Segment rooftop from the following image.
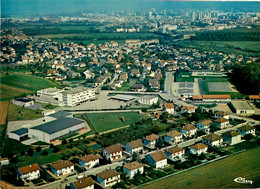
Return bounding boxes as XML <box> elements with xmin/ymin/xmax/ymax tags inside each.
<box><xmin>127</xmin><ymin>139</ymin><xmax>143</xmax><ymax>149</ymax></box>
<box><xmin>18</xmin><ymin>163</ymin><xmax>40</xmax><ymax>175</ymax></box>
<box><xmin>223</xmin><ymin>130</ymin><xmax>241</xmax><ymax>137</ymax></box>
<box><xmin>62</xmin><ymin>87</ymin><xmax>92</xmax><ymax>94</ymax></box>
<box><xmin>47</xmin><ymin>111</ymin><xmax>72</xmax><ymax>119</ymax></box>
<box><xmin>231</xmin><ymin>101</ymin><xmax>254</xmax><ymax>111</ymax></box>
<box><xmin>10</xmin><ymin>128</ymin><xmax>28</xmax><ymax>136</ymax></box>
<box><xmin>109</xmin><ymin>95</ymin><xmax>136</xmax><ymax>102</ymax></box>
<box><xmin>105</xmin><ymin>144</ymin><xmax>122</xmax><ymax>154</ymax></box>
<box><xmin>97</xmin><ymin>170</ymin><xmax>120</xmax><ymax>180</ymax></box>
<box><xmin>183</xmin><ymin>124</ymin><xmax>197</xmax><ymax>131</ymax></box>
<box><xmin>79</xmin><ymin>154</ymin><xmax>99</xmax><ymax>163</ymax></box>
<box><xmin>123</xmin><ymin>161</ymin><xmax>143</xmax><ymax>171</ymax></box>
<box><xmin>202</xmin><ymin>95</ymin><xmax>231</xmax><ymax>99</ymax></box>
<box><xmin>144</xmin><ymin>134</ymin><xmax>159</xmax><ymax>142</ymax></box>
<box><xmin>165</xmin><ymin>130</ymin><xmax>182</xmax><ymax>138</ymax></box>
<box><xmin>72</xmin><ymin>177</ymin><xmax>94</xmax><ymax>189</ymax></box>
<box><xmin>203</xmin><ymin>133</ymin><xmax>223</xmax><ymax>142</ymax></box>
<box><xmin>238</xmin><ymin>125</ymin><xmax>255</xmax><ymax>131</ymax></box>
<box><xmin>13</xmin><ymin>98</ymin><xmax>33</xmax><ymax>103</ymax></box>
<box><xmin>163</xmin><ymin>103</ymin><xmax>174</xmax><ymax>109</ymax></box>
<box><xmin>149</xmin><ymin>151</ymin><xmax>167</xmax><ymax>162</ymax></box>
<box><xmin>51</xmin><ymin>160</ymin><xmax>73</xmax><ymax>170</ymax></box>
<box><xmin>165</xmin><ymin>146</ymin><xmax>184</xmax><ymax>154</ymax></box>
<box><xmin>189</xmin><ymin>143</ymin><xmax>208</xmax><ymax>150</ymax></box>
<box><xmin>215</xmin><ymin>118</ymin><xmax>229</xmax><ymax>123</ymax></box>
<box><xmin>139</xmin><ymin>95</ymin><xmax>158</xmax><ymax>100</ymax></box>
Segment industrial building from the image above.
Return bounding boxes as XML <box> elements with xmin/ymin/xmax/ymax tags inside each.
<box><xmin>8</xmin><ymin>128</ymin><xmax>28</xmax><ymax>141</ymax></box>
<box><xmin>230</xmin><ymin>101</ymin><xmax>255</xmax><ymax>115</ymax></box>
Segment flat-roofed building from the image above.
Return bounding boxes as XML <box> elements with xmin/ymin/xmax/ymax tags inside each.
<box><xmin>8</xmin><ymin>128</ymin><xmax>28</xmax><ymax>141</ymax></box>
<box><xmin>230</xmin><ymin>101</ymin><xmax>255</xmax><ymax>115</ymax></box>
<box><xmin>12</xmin><ymin>98</ymin><xmax>34</xmax><ymax>107</ymax></box>
<box><xmin>138</xmin><ymin>96</ymin><xmax>158</xmax><ymax>105</ymax></box>
<box><xmin>37</xmin><ymin>87</ymin><xmax>64</xmax><ymax>98</ymax></box>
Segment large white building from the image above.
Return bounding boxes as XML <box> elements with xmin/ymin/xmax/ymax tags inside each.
<box><xmin>138</xmin><ymin>96</ymin><xmax>158</xmax><ymax>105</ymax></box>
<box><xmin>58</xmin><ymin>87</ymin><xmax>95</xmax><ymax>107</ymax></box>
<box><xmin>37</xmin><ymin>87</ymin><xmax>64</xmax><ymax>98</ymax></box>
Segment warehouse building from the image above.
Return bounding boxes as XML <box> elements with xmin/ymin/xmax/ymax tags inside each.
<box><xmin>230</xmin><ymin>101</ymin><xmax>255</xmax><ymax>115</ymax></box>
<box><xmin>8</xmin><ymin>128</ymin><xmax>28</xmax><ymax>141</ymax></box>
<box><xmin>12</xmin><ymin>98</ymin><xmax>34</xmax><ymax>107</ymax></box>
<box><xmin>28</xmin><ymin>117</ymin><xmax>86</xmax><ymax>143</ymax></box>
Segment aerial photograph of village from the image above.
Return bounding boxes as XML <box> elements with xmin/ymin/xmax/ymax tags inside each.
<box><xmin>0</xmin><ymin>0</ymin><xmax>259</xmax><ymax>188</ymax></box>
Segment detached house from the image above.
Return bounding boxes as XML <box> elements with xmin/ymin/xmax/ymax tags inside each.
<box><xmin>189</xmin><ymin>143</ymin><xmax>208</xmax><ymax>155</ymax></box>
<box><xmin>214</xmin><ymin>111</ymin><xmax>229</xmax><ymax>120</ymax></box>
<box><xmin>17</xmin><ymin>163</ymin><xmax>40</xmax><ymax>180</ymax></box>
<box><xmin>223</xmin><ymin>131</ymin><xmax>242</xmax><ymax>145</ymax></box>
<box><xmin>125</xmin><ymin>139</ymin><xmax>143</xmax><ymax>154</ymax></box>
<box><xmin>162</xmin><ymin>103</ymin><xmax>175</xmax><ymax>114</ymax></box>
<box><xmin>51</xmin><ymin>160</ymin><xmax>74</xmax><ymax>176</ymax></box>
<box><xmin>70</xmin><ymin>177</ymin><xmax>94</xmax><ymax>189</ymax></box>
<box><xmin>196</xmin><ymin>120</ymin><xmax>212</xmax><ymax>133</ymax></box>
<box><xmin>79</xmin><ymin>154</ymin><xmax>100</xmax><ymax>170</ymax></box>
<box><xmin>214</xmin><ymin>118</ymin><xmax>229</xmax><ymax>129</ymax></box>
<box><xmin>163</xmin><ymin>130</ymin><xmax>182</xmax><ymax>144</ymax></box>
<box><xmin>237</xmin><ymin>125</ymin><xmax>255</xmax><ymax>137</ymax></box>
<box><xmin>123</xmin><ymin>161</ymin><xmax>144</xmax><ymax>178</ymax></box>
<box><xmin>143</xmin><ymin>134</ymin><xmax>159</xmax><ymax>148</ymax></box>
<box><xmin>97</xmin><ymin>170</ymin><xmax>120</xmax><ymax>188</ymax></box>
<box><xmin>103</xmin><ymin>144</ymin><xmax>123</xmax><ymax>162</ymax></box>
<box><xmin>202</xmin><ymin>133</ymin><xmax>223</xmax><ymax>147</ymax></box>
<box><xmin>145</xmin><ymin>151</ymin><xmax>167</xmax><ymax>169</ymax></box>
<box><xmin>181</xmin><ymin>106</ymin><xmax>196</xmax><ymax>114</ymax></box>
<box><xmin>180</xmin><ymin>124</ymin><xmax>197</xmax><ymax>138</ymax></box>
<box><xmin>164</xmin><ymin>146</ymin><xmax>185</xmax><ymax>162</ymax></box>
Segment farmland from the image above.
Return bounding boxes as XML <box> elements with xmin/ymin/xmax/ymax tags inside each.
<box><xmin>140</xmin><ymin>147</ymin><xmax>260</xmax><ymax>189</ymax></box>
<box><xmin>0</xmin><ymin>102</ymin><xmax>9</xmax><ymax>125</ymax></box>
<box><xmin>0</xmin><ymin>74</ymin><xmax>61</xmax><ymax>100</ymax></box>
<box><xmin>83</xmin><ymin>112</ymin><xmax>144</xmax><ymax>133</ymax></box>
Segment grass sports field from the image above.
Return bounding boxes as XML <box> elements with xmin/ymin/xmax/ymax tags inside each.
<box><xmin>84</xmin><ymin>112</ymin><xmax>144</xmax><ymax>133</ymax></box>
<box><xmin>0</xmin><ymin>74</ymin><xmax>60</xmax><ymax>100</ymax></box>
<box><xmin>140</xmin><ymin>147</ymin><xmax>260</xmax><ymax>189</ymax></box>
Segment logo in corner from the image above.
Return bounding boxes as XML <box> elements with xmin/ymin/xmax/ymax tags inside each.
<box><xmin>234</xmin><ymin>177</ymin><xmax>253</xmax><ymax>184</ymax></box>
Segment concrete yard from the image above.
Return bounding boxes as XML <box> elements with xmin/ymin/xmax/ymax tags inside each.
<box><xmin>208</xmin><ymin>82</ymin><xmax>236</xmax><ymax>92</ymax></box>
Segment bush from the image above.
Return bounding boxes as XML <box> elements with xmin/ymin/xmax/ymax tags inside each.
<box><xmin>36</xmin><ymin>147</ymin><xmax>42</xmax><ymax>152</ymax></box>
<box><xmin>62</xmin><ymin>139</ymin><xmax>67</xmax><ymax>145</ymax></box>
<box><xmin>41</xmin><ymin>150</ymin><xmax>48</xmax><ymax>156</ymax></box>
<box><xmin>244</xmin><ymin>134</ymin><xmax>254</xmax><ymax>140</ymax></box>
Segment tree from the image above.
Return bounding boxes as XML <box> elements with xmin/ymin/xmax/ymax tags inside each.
<box><xmin>62</xmin><ymin>139</ymin><xmax>67</xmax><ymax>145</ymax></box>
<box><xmin>41</xmin><ymin>150</ymin><xmax>48</xmax><ymax>156</ymax></box>
<box><xmin>27</xmin><ymin>148</ymin><xmax>34</xmax><ymax>156</ymax></box>
<box><xmin>36</xmin><ymin>147</ymin><xmax>42</xmax><ymax>152</ymax></box>
<box><xmin>244</xmin><ymin>134</ymin><xmax>254</xmax><ymax>140</ymax></box>
<box><xmin>210</xmin><ymin>122</ymin><xmax>218</xmax><ymax>132</ymax></box>
<box><xmin>155</xmin><ymin>137</ymin><xmax>164</xmax><ymax>149</ymax></box>
<box><xmin>160</xmin><ymin>112</ymin><xmax>168</xmax><ymax>123</ymax></box>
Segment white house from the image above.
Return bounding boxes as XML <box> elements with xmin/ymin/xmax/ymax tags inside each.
<box><xmin>202</xmin><ymin>133</ymin><xmax>223</xmax><ymax>147</ymax></box>
<box><xmin>145</xmin><ymin>151</ymin><xmax>167</xmax><ymax>169</ymax></box>
<box><xmin>103</xmin><ymin>144</ymin><xmax>122</xmax><ymax>162</ymax></box>
<box><xmin>180</xmin><ymin>124</ymin><xmax>197</xmax><ymax>138</ymax></box>
<box><xmin>196</xmin><ymin>120</ymin><xmax>212</xmax><ymax>134</ymax></box>
<box><xmin>79</xmin><ymin>154</ymin><xmax>99</xmax><ymax>170</ymax></box>
<box><xmin>17</xmin><ymin>163</ymin><xmax>40</xmax><ymax>180</ymax></box>
<box><xmin>214</xmin><ymin>118</ymin><xmax>229</xmax><ymax>129</ymax></box>
<box><xmin>181</xmin><ymin>106</ymin><xmax>196</xmax><ymax>114</ymax></box>
<box><xmin>123</xmin><ymin>161</ymin><xmax>144</xmax><ymax>178</ymax></box>
<box><xmin>143</xmin><ymin>134</ymin><xmax>159</xmax><ymax>148</ymax></box>
<box><xmin>223</xmin><ymin>131</ymin><xmax>242</xmax><ymax>145</ymax></box>
<box><xmin>70</xmin><ymin>177</ymin><xmax>94</xmax><ymax>189</ymax></box>
<box><xmin>138</xmin><ymin>96</ymin><xmax>158</xmax><ymax>105</ymax></box>
<box><xmin>189</xmin><ymin>143</ymin><xmax>208</xmax><ymax>155</ymax></box>
<box><xmin>97</xmin><ymin>170</ymin><xmax>120</xmax><ymax>188</ymax></box>
<box><xmin>12</xmin><ymin>98</ymin><xmax>34</xmax><ymax>107</ymax></box>
<box><xmin>83</xmin><ymin>70</ymin><xmax>95</xmax><ymax>79</ymax></box>
<box><xmin>214</xmin><ymin>111</ymin><xmax>229</xmax><ymax>120</ymax></box>
<box><xmin>51</xmin><ymin>160</ymin><xmax>74</xmax><ymax>177</ymax></box>
<box><xmin>237</xmin><ymin>125</ymin><xmax>256</xmax><ymax>137</ymax></box>
<box><xmin>125</xmin><ymin>139</ymin><xmax>143</xmax><ymax>154</ymax></box>
<box><xmin>163</xmin><ymin>130</ymin><xmax>182</xmax><ymax>144</ymax></box>
<box><xmin>164</xmin><ymin>146</ymin><xmax>185</xmax><ymax>162</ymax></box>
<box><xmin>162</xmin><ymin>103</ymin><xmax>175</xmax><ymax>114</ymax></box>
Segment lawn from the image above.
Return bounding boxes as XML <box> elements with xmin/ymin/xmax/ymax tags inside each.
<box><xmin>140</xmin><ymin>147</ymin><xmax>260</xmax><ymax>189</ymax></box>
<box><xmin>0</xmin><ymin>74</ymin><xmax>60</xmax><ymax>100</ymax></box>
<box><xmin>8</xmin><ymin>103</ymin><xmax>43</xmax><ymax>121</ymax></box>
<box><xmin>84</xmin><ymin>112</ymin><xmax>144</xmax><ymax>133</ymax></box>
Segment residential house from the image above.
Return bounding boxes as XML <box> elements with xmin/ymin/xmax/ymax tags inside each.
<box><xmin>70</xmin><ymin>177</ymin><xmax>94</xmax><ymax>189</ymax></box>
<box><xmin>215</xmin><ymin>118</ymin><xmax>229</xmax><ymax>129</ymax></box>
<box><xmin>181</xmin><ymin>106</ymin><xmax>196</xmax><ymax>114</ymax></box>
<box><xmin>96</xmin><ymin>170</ymin><xmax>120</xmax><ymax>188</ymax></box>
<box><xmin>163</xmin><ymin>130</ymin><xmax>182</xmax><ymax>144</ymax></box>
<box><xmin>51</xmin><ymin>160</ymin><xmax>74</xmax><ymax>177</ymax></box>
<box><xmin>223</xmin><ymin>131</ymin><xmax>242</xmax><ymax>145</ymax></box>
<box><xmin>145</xmin><ymin>151</ymin><xmax>167</xmax><ymax>169</ymax></box>
<box><xmin>131</xmin><ymin>69</ymin><xmax>141</xmax><ymax>77</ymax></box>
<box><xmin>180</xmin><ymin>124</ymin><xmax>197</xmax><ymax>138</ymax></box>
<box><xmin>125</xmin><ymin>139</ymin><xmax>143</xmax><ymax>154</ymax></box>
<box><xmin>123</xmin><ymin>161</ymin><xmax>144</xmax><ymax>178</ymax></box>
<box><xmin>162</xmin><ymin>103</ymin><xmax>175</xmax><ymax>114</ymax></box>
<box><xmin>103</xmin><ymin>144</ymin><xmax>123</xmax><ymax>162</ymax></box>
<box><xmin>237</xmin><ymin>125</ymin><xmax>255</xmax><ymax>137</ymax></box>
<box><xmin>17</xmin><ymin>163</ymin><xmax>40</xmax><ymax>180</ymax></box>
<box><xmin>79</xmin><ymin>154</ymin><xmax>100</xmax><ymax>170</ymax></box>
<box><xmin>214</xmin><ymin>111</ymin><xmax>229</xmax><ymax>120</ymax></box>
<box><xmin>131</xmin><ymin>84</ymin><xmax>145</xmax><ymax>92</ymax></box>
<box><xmin>143</xmin><ymin>134</ymin><xmax>159</xmax><ymax>148</ymax></box>
<box><xmin>196</xmin><ymin>120</ymin><xmax>212</xmax><ymax>134</ymax></box>
<box><xmin>83</xmin><ymin>70</ymin><xmax>95</xmax><ymax>79</ymax></box>
<box><xmin>189</xmin><ymin>143</ymin><xmax>208</xmax><ymax>155</ymax></box>
<box><xmin>164</xmin><ymin>146</ymin><xmax>185</xmax><ymax>162</ymax></box>
<box><xmin>202</xmin><ymin>133</ymin><xmax>223</xmax><ymax>147</ymax></box>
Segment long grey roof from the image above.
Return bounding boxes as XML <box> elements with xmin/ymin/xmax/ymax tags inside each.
<box><xmin>10</xmin><ymin>128</ymin><xmax>28</xmax><ymax>136</ymax></box>
<box><xmin>48</xmin><ymin>111</ymin><xmax>72</xmax><ymax>119</ymax></box>
<box><xmin>30</xmin><ymin>117</ymin><xmax>84</xmax><ymax>134</ymax></box>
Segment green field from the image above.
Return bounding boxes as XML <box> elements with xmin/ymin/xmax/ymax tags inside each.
<box><xmin>140</xmin><ymin>147</ymin><xmax>260</xmax><ymax>189</ymax></box>
<box><xmin>0</xmin><ymin>74</ymin><xmax>60</xmax><ymax>100</ymax></box>
<box><xmin>8</xmin><ymin>104</ymin><xmax>43</xmax><ymax>121</ymax></box>
<box><xmin>84</xmin><ymin>112</ymin><xmax>144</xmax><ymax>133</ymax></box>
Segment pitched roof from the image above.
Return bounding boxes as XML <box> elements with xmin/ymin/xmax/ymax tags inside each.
<box><xmin>127</xmin><ymin>139</ymin><xmax>143</xmax><ymax>149</ymax></box>
<box><xmin>192</xmin><ymin>95</ymin><xmax>203</xmax><ymax>99</ymax></box>
<box><xmin>183</xmin><ymin>124</ymin><xmax>197</xmax><ymax>131</ymax></box>
<box><xmin>48</xmin><ymin>111</ymin><xmax>72</xmax><ymax>119</ymax></box>
<box><xmin>51</xmin><ymin>160</ymin><xmax>73</xmax><ymax>170</ymax></box>
<box><xmin>18</xmin><ymin>163</ymin><xmax>40</xmax><ymax>175</ymax></box>
<box><xmin>165</xmin><ymin>146</ymin><xmax>184</xmax><ymax>154</ymax></box>
<box><xmin>223</xmin><ymin>130</ymin><xmax>241</xmax><ymax>138</ymax></box>
<box><xmin>238</xmin><ymin>125</ymin><xmax>255</xmax><ymax>131</ymax></box>
<box><xmin>105</xmin><ymin>144</ymin><xmax>122</xmax><ymax>154</ymax></box>
<box><xmin>249</xmin><ymin>95</ymin><xmax>260</xmax><ymax>100</ymax></box>
<box><xmin>203</xmin><ymin>133</ymin><xmax>223</xmax><ymax>142</ymax></box>
<box><xmin>123</xmin><ymin>161</ymin><xmax>143</xmax><ymax>171</ymax></box>
<box><xmin>202</xmin><ymin>95</ymin><xmax>231</xmax><ymax>99</ymax></box>
<box><xmin>189</xmin><ymin>143</ymin><xmax>208</xmax><ymax>150</ymax></box>
<box><xmin>200</xmin><ymin>119</ymin><xmax>212</xmax><ymax>126</ymax></box>
<box><xmin>149</xmin><ymin>151</ymin><xmax>167</xmax><ymax>162</ymax></box>
<box><xmin>215</xmin><ymin>118</ymin><xmax>229</xmax><ymax>123</ymax></box>
<box><xmin>165</xmin><ymin>130</ymin><xmax>182</xmax><ymax>138</ymax></box>
<box><xmin>79</xmin><ymin>154</ymin><xmax>99</xmax><ymax>163</ymax></box>
<box><xmin>215</xmin><ymin>111</ymin><xmax>229</xmax><ymax>116</ymax></box>
<box><xmin>144</xmin><ymin>134</ymin><xmax>159</xmax><ymax>142</ymax></box>
<box><xmin>72</xmin><ymin>177</ymin><xmax>94</xmax><ymax>189</ymax></box>
<box><xmin>97</xmin><ymin>170</ymin><xmax>120</xmax><ymax>180</ymax></box>
<box><xmin>181</xmin><ymin>106</ymin><xmax>195</xmax><ymax>110</ymax></box>
<box><xmin>163</xmin><ymin>103</ymin><xmax>174</xmax><ymax>109</ymax></box>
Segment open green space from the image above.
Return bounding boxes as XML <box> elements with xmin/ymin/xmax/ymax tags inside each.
<box><xmin>140</xmin><ymin>147</ymin><xmax>260</xmax><ymax>189</ymax></box>
<box><xmin>84</xmin><ymin>112</ymin><xmax>144</xmax><ymax>133</ymax></box>
<box><xmin>0</xmin><ymin>74</ymin><xmax>61</xmax><ymax>100</ymax></box>
<box><xmin>1</xmin><ymin>138</ymin><xmax>30</xmax><ymax>157</ymax></box>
